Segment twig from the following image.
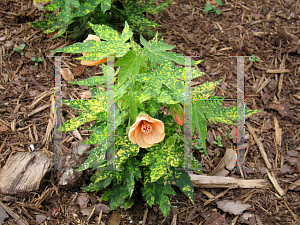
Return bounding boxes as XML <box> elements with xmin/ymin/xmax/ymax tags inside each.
<box><xmin>87</xmin><ymin>206</ymin><xmax>96</xmax><ymax>221</ymax></box>
<box><xmin>11</xmin><ymin>60</ymin><xmax>24</xmax><ymax>81</ymax></box>
<box><xmin>172</xmin><ymin>174</ymin><xmax>268</xmax><ymax>189</ymax></box>
<box><xmin>283</xmin><ymin>200</ymin><xmax>300</xmax><ymax>224</ymax></box>
<box><xmin>266</xmin><ymin>170</ymin><xmax>285</xmax><ymax>196</ymax></box>
<box><xmin>0</xmin><ymin>201</ymin><xmax>29</xmax><ymax>225</ymax></box>
<box><xmin>142</xmin><ymin>208</ymin><xmax>148</xmax><ymax>225</ymax></box>
<box><xmin>246</xmin><ymin>122</ymin><xmax>272</xmax><ymax>169</ymax></box>
<box><xmin>203</xmin><ymin>185</ymin><xmax>238</xmax><ymax>206</ymax></box>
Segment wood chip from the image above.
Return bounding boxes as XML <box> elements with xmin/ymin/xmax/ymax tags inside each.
<box><xmin>273</xmin><ymin>116</ymin><xmax>282</xmax><ymax>147</ymax></box>
<box><xmin>255</xmin><ymin>77</ymin><xmax>271</xmax><ymax>93</ymax></box>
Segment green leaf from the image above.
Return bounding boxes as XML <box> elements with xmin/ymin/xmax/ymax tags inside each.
<box><xmin>115</xmin><ymin>51</ymin><xmax>146</xmax><ymax>86</ymax></box>
<box><xmin>92</xmin><ymin>169</ymin><xmax>118</xmax><ymax>184</ymax></box>
<box><xmin>115</xmin><ymin>136</ymin><xmax>140</xmax><ymax>168</ymax></box>
<box><xmin>19</xmin><ymin>43</ymin><xmax>25</xmax><ymax>50</ymax></box>
<box><xmin>35</xmin><ymin>62</ymin><xmax>38</xmax><ymax>66</ymax></box>
<box><xmin>83</xmin><ymin>122</ymin><xmax>107</xmax><ymax>144</ymax></box>
<box><xmin>142</xmin><ymin>180</ymin><xmax>172</xmax><ymax>222</ymax></box>
<box><xmin>192</xmin><ymin>100</ymin><xmax>208</xmax><ymax>154</ymax></box>
<box><xmin>29</xmin><ymin>17</ymin><xmax>64</xmax><ymax>36</ymax></box>
<box><xmin>140</xmin><ymin>144</ymin><xmax>180</xmax><ymax>182</ymax></box>
<box><xmin>157</xmin><ymin>89</ymin><xmax>180</xmax><ymax>104</ymax></box>
<box><xmin>216</xmin><ymin>9</ymin><xmax>221</xmax><ymax>15</ymax></box>
<box><xmin>144</xmin><ymin>99</ymin><xmax>162</xmax><ymax>117</ymax></box>
<box><xmin>146</xmin><ymin>0</ymin><xmax>172</xmax><ymax>14</ymax></box>
<box><xmin>123</xmin><ymin>158</ymin><xmax>141</xmax><ymax>197</ymax></box>
<box><xmin>100</xmin><ymin>184</ymin><xmax>130</xmax><ymax>210</ymax></box>
<box><xmin>52</xmin><ymin>22</ymin><xmax>69</xmax><ymax>39</ymax></box>
<box><xmin>31</xmin><ymin>57</ymin><xmax>36</xmax><ymax>61</ymax></box>
<box><xmin>170</xmin><ymin>167</ymin><xmax>194</xmax><ymax>205</ymax></box>
<box><xmin>44</xmin><ymin>0</ymin><xmax>61</xmax><ymax>11</ymax></box>
<box><xmin>77</xmin><ymin>141</ymin><xmax>107</xmax><ymax>171</ymax></box>
<box><xmin>203</xmin><ymin>4</ymin><xmax>213</xmax><ymax>12</ymax></box>
<box><xmin>140</xmin><ymin>34</ymin><xmax>182</xmax><ymax>65</ymax></box>
<box><xmin>123</xmin><ymin>197</ymin><xmax>135</xmax><ymax>210</ymax></box>
<box><xmin>83</xmin><ymin>177</ymin><xmax>114</xmax><ymax>192</ymax></box>
<box><xmin>52</xmin><ymin>22</ymin><xmax>133</xmax><ymax>60</ymax></box>
<box><xmin>63</xmin><ymin>99</ymin><xmax>107</xmax><ymax>113</ymax></box>
<box><xmin>13</xmin><ymin>48</ymin><xmax>20</xmax><ymax>52</ymax></box>
<box><xmin>124</xmin><ymin>1</ymin><xmax>163</xmax><ymax>37</ymax></box>
<box><xmin>192</xmin><ymin>80</ymin><xmax>221</xmax><ymax>100</ymax></box>
<box><xmin>132</xmin><ymin>60</ymin><xmax>202</xmax><ymax>103</ymax></box>
<box><xmin>192</xmin><ymin>97</ymin><xmax>262</xmax><ymax>154</ymax></box>
<box><xmin>20</xmin><ymin>52</ymin><xmax>24</xmax><ymax>56</ymax></box>
<box><xmin>72</xmin><ymin>0</ymin><xmax>110</xmax><ymax>18</ymax></box>
<box><xmin>216</xmin><ymin>0</ymin><xmax>223</xmax><ymax>6</ymax></box>
<box><xmin>70</xmin><ymin>75</ymin><xmax>109</xmax><ymax>86</ymax></box>
<box><xmin>59</xmin><ymin>100</ymin><xmax>107</xmax><ymax>132</ymax></box>
<box><xmin>59</xmin><ymin>112</ymin><xmax>97</xmax><ymax>132</ymax></box>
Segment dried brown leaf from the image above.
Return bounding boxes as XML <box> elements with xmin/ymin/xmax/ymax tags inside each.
<box><xmin>108</xmin><ymin>211</ymin><xmax>121</xmax><ymax>225</ymax></box>
<box><xmin>209</xmin><ymin>148</ymin><xmax>236</xmax><ymax>176</ymax></box>
<box><xmin>204</xmin><ymin>212</ymin><xmax>225</xmax><ymax>225</ymax></box>
<box><xmin>72</xmin><ymin>65</ymin><xmax>85</xmax><ymax>77</ymax></box>
<box><xmin>76</xmin><ymin>193</ymin><xmax>89</xmax><ymax>209</ymax></box>
<box><xmin>61</xmin><ymin>68</ymin><xmax>74</xmax><ymax>81</ymax></box>
<box><xmin>217</xmin><ymin>200</ymin><xmax>251</xmax><ymax>215</ymax></box>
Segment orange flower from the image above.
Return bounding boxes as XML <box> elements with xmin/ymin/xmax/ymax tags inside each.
<box><xmin>81</xmin><ymin>34</ymin><xmax>108</xmax><ymax>66</ymax></box>
<box><xmin>174</xmin><ymin>112</ymin><xmax>184</xmax><ymax>126</ymax></box>
<box><xmin>128</xmin><ymin>114</ymin><xmax>165</xmax><ymax>148</ymax></box>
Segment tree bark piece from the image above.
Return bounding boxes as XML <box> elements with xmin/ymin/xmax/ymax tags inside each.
<box><xmin>0</xmin><ymin>152</ymin><xmax>53</xmax><ymax>194</ymax></box>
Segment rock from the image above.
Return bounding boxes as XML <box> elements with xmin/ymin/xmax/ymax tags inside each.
<box><xmin>57</xmin><ymin>142</ymin><xmax>91</xmax><ymax>187</ymax></box>
<box><xmin>217</xmin><ymin>200</ymin><xmax>251</xmax><ymax>215</ymax></box>
<box><xmin>0</xmin><ymin>152</ymin><xmax>53</xmax><ymax>194</ymax></box>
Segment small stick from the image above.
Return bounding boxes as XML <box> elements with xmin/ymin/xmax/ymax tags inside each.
<box><xmin>266</xmin><ymin>170</ymin><xmax>285</xmax><ymax>196</ymax></box>
<box><xmin>246</xmin><ymin>122</ymin><xmax>272</xmax><ymax>169</ymax></box>
<box><xmin>266</xmin><ymin>69</ymin><xmax>290</xmax><ymax>73</ymax></box>
<box><xmin>11</xmin><ymin>60</ymin><xmax>24</xmax><ymax>81</ymax></box>
<box><xmin>203</xmin><ymin>185</ymin><xmax>237</xmax><ymax>206</ymax></box>
<box><xmin>283</xmin><ymin>200</ymin><xmax>300</xmax><ymax>224</ymax></box>
<box><xmin>87</xmin><ymin>206</ymin><xmax>96</xmax><ymax>221</ymax></box>
<box><xmin>198</xmin><ymin>188</ymin><xmax>214</xmax><ymax>199</ymax></box>
<box><xmin>142</xmin><ymin>208</ymin><xmax>148</xmax><ymax>225</ymax></box>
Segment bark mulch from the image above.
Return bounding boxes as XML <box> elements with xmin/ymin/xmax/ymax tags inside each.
<box><xmin>0</xmin><ymin>0</ymin><xmax>300</xmax><ymax>224</ymax></box>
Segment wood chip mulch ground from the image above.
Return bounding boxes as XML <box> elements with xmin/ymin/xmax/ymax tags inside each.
<box><xmin>0</xmin><ymin>0</ymin><xmax>300</xmax><ymax>224</ymax></box>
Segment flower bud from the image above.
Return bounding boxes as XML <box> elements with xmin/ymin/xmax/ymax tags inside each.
<box><xmin>174</xmin><ymin>112</ymin><xmax>184</xmax><ymax>126</ymax></box>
